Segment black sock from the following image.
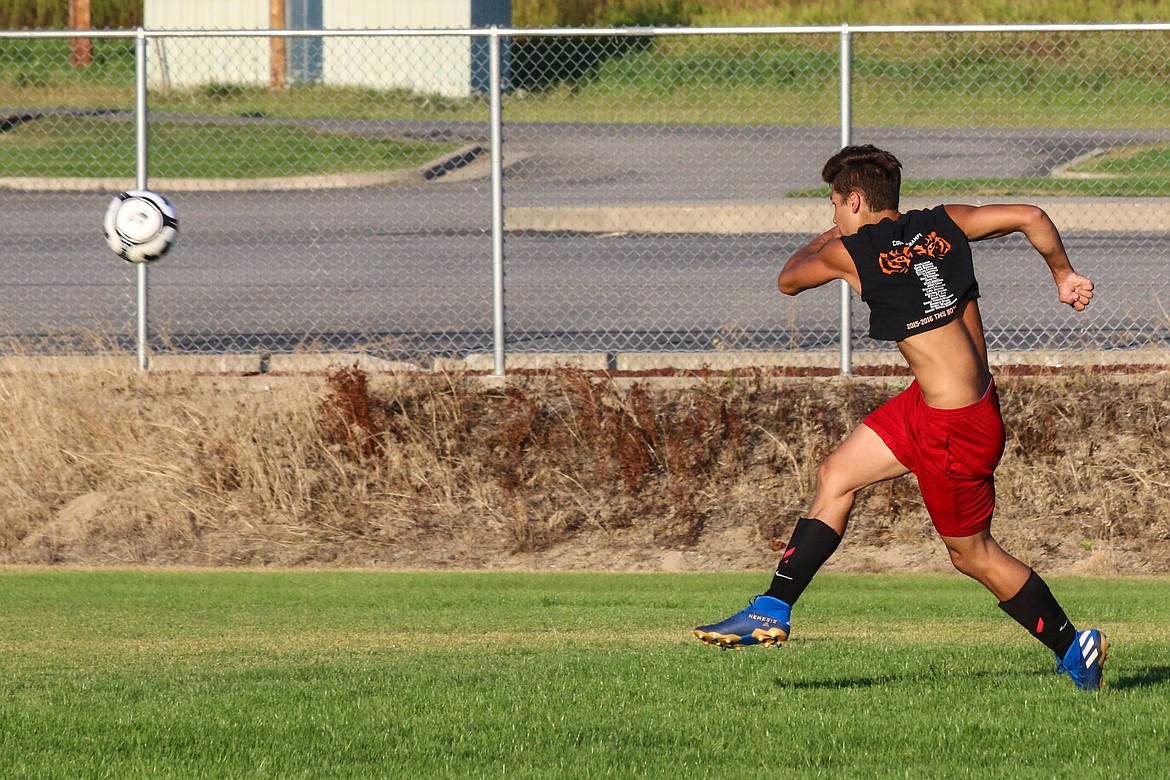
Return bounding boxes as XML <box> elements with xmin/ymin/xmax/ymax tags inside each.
<box><xmin>763</xmin><ymin>517</ymin><xmax>841</xmax><ymax>606</ymax></box>
<box><xmin>998</xmin><ymin>570</ymin><xmax>1077</xmax><ymax>657</ymax></box>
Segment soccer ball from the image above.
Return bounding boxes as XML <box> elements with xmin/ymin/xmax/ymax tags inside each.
<box><xmin>103</xmin><ymin>189</ymin><xmax>179</xmax><ymax>264</ymax></box>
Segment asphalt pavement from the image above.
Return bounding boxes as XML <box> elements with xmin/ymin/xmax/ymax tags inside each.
<box><xmin>3</xmin><ymin>121</ymin><xmax>1170</xmax><ymax>359</ymax></box>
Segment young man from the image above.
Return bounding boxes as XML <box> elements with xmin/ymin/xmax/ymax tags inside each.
<box><xmin>694</xmin><ymin>145</ymin><xmax>1107</xmax><ymax>691</ymax></box>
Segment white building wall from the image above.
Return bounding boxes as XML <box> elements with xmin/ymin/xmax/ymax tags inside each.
<box><xmin>323</xmin><ymin>1</ymin><xmax>472</xmax><ymax>97</ymax></box>
<box><xmin>143</xmin><ymin>1</ymin><xmax>505</xmax><ymax>97</ymax></box>
<box><xmin>145</xmin><ymin>0</ymin><xmax>270</xmax><ymax>90</ymax></box>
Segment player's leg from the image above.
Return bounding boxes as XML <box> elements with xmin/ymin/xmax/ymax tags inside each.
<box><xmin>694</xmin><ymin>424</ymin><xmax>907</xmax><ymax>649</ymax></box>
<box><xmin>762</xmin><ymin>423</ymin><xmax>908</xmax><ymax>603</ymax></box>
<box><xmin>917</xmin><ymin>388</ymin><xmax>1105</xmax><ymax>690</ymax></box>
<box><xmin>804</xmin><ymin>422</ymin><xmax>910</xmax><ymax>534</ymax></box>
<box><xmin>939</xmin><ymin>529</ymin><xmax>1031</xmax><ymax>601</ymax></box>
<box><xmin>940</xmin><ymin>529</ymin><xmax>1107</xmax><ymax>691</ymax></box>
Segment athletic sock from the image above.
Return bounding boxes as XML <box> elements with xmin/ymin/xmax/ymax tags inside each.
<box><xmin>763</xmin><ymin>517</ymin><xmax>841</xmax><ymax>606</ymax></box>
<box><xmin>997</xmin><ymin>569</ymin><xmax>1078</xmax><ymax>657</ymax></box>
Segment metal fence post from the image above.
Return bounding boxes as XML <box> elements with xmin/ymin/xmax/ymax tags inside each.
<box><xmin>135</xmin><ymin>27</ymin><xmax>150</xmax><ymax>371</ymax></box>
<box><xmin>489</xmin><ymin>28</ymin><xmax>507</xmax><ymax>377</ymax></box>
<box><xmin>838</xmin><ymin>23</ymin><xmax>853</xmax><ymax>376</ymax></box>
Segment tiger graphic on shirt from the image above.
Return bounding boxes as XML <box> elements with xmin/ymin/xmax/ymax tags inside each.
<box><xmin>878</xmin><ymin>231</ymin><xmax>952</xmax><ymax>275</ymax></box>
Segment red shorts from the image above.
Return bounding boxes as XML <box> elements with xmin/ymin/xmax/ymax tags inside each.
<box><xmin>863</xmin><ymin>380</ymin><xmax>1005</xmax><ymax>537</ymax></box>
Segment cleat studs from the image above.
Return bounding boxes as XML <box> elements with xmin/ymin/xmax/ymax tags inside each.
<box><xmin>694</xmin><ymin>629</ymin><xmax>753</xmax><ymax>650</ymax></box>
<box><xmin>750</xmin><ymin>627</ymin><xmax>790</xmax><ymax>647</ymax></box>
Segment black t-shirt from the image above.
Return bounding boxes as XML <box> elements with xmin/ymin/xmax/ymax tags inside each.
<box><xmin>840</xmin><ymin>205</ymin><xmax>979</xmax><ymax>342</ymax></box>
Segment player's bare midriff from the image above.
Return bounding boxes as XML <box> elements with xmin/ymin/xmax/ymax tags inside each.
<box><xmin>896</xmin><ymin>298</ymin><xmax>993</xmax><ymax>409</ymax></box>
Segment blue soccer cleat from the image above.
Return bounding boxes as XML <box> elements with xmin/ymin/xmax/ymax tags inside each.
<box><xmin>1057</xmin><ymin>629</ymin><xmax>1108</xmax><ymax>691</ymax></box>
<box><xmin>694</xmin><ymin>595</ymin><xmax>791</xmax><ymax>649</ymax></box>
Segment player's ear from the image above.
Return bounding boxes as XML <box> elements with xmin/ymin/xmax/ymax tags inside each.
<box><xmin>848</xmin><ymin>191</ymin><xmax>863</xmax><ymax>213</ymax></box>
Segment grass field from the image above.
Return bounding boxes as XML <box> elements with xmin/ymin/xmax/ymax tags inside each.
<box><xmin>7</xmin><ymin>33</ymin><xmax>1170</xmax><ymax>193</ymax></box>
<box><xmin>7</xmin><ymin>31</ymin><xmax>1170</xmax><ymax>130</ymax></box>
<box><xmin>0</xmin><ymin>115</ymin><xmax>460</xmax><ymax>179</ymax></box>
<box><xmin>2</xmin><ymin>569</ymin><xmax>1168</xmax><ymax>778</ymax></box>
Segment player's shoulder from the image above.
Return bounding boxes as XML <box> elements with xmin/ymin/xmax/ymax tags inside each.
<box><xmin>819</xmin><ymin>233</ymin><xmax>853</xmax><ymax>259</ymax></box>
<box><xmin>940</xmin><ymin>202</ymin><xmax>1045</xmax><ymax>240</ymax></box>
<box><xmin>931</xmin><ymin>203</ymin><xmax>981</xmax><ymax>233</ymax></box>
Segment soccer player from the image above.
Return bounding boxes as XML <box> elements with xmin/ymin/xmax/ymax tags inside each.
<box><xmin>694</xmin><ymin>145</ymin><xmax>1107</xmax><ymax>691</ymax></box>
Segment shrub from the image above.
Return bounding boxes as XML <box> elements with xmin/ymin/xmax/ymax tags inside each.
<box><xmin>0</xmin><ymin>0</ymin><xmax>142</xmax><ymax>30</ymax></box>
<box><xmin>511</xmin><ymin>1</ymin><xmax>698</xmax><ymax>92</ymax></box>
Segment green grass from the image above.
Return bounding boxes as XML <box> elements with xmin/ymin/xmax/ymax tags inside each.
<box><xmin>690</xmin><ymin>0</ymin><xmax>1170</xmax><ymax>27</ymax></box>
<box><xmin>1069</xmin><ymin>144</ymin><xmax>1170</xmax><ymax>176</ymax></box>
<box><xmin>0</xmin><ymin>115</ymin><xmax>459</xmax><ymax>178</ymax></box>
<box><xmin>6</xmin><ymin>31</ymin><xmax>1170</xmax><ymax>191</ymax></box>
<box><xmin>7</xmin><ymin>32</ymin><xmax>1170</xmax><ymax>129</ymax></box>
<box><xmin>1</xmin><ymin>570</ymin><xmax>1167</xmax><ymax>778</ymax></box>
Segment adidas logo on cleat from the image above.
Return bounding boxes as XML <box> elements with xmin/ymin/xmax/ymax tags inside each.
<box><xmin>1057</xmin><ymin>628</ymin><xmax>1109</xmax><ymax>691</ymax></box>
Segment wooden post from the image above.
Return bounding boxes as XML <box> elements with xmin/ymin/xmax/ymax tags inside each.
<box><xmin>69</xmin><ymin>0</ymin><xmax>93</xmax><ymax>68</ymax></box>
<box><xmin>270</xmin><ymin>0</ymin><xmax>287</xmax><ymax>90</ymax></box>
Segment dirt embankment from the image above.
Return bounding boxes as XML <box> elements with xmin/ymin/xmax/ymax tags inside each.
<box><xmin>2</xmin><ymin>363</ymin><xmax>1168</xmax><ymax>575</ymax></box>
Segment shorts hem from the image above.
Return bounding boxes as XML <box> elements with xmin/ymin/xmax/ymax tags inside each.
<box><xmin>861</xmin><ymin>419</ymin><xmax>914</xmax><ymax>472</ymax></box>
<box><xmin>933</xmin><ymin>518</ymin><xmax>994</xmax><ymax>539</ymax></box>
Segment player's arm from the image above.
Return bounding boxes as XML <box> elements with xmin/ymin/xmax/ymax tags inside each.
<box><xmin>944</xmin><ymin>203</ymin><xmax>1094</xmax><ymax>312</ymax></box>
<box><xmin>778</xmin><ymin>227</ymin><xmax>857</xmax><ymax>296</ymax></box>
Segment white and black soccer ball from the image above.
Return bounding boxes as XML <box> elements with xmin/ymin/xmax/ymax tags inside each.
<box><xmin>103</xmin><ymin>189</ymin><xmax>179</xmax><ymax>264</ymax></box>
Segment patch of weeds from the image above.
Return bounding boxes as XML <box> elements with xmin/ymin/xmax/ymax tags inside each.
<box><xmin>318</xmin><ymin>364</ymin><xmax>384</xmax><ymax>460</ymax></box>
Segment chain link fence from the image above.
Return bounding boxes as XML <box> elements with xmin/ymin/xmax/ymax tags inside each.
<box><xmin>2</xmin><ymin>25</ymin><xmax>1169</xmax><ymax>371</ymax></box>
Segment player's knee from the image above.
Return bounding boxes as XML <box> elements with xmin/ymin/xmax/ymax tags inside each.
<box><xmin>815</xmin><ymin>457</ymin><xmax>854</xmax><ymax>500</ymax></box>
<box><xmin>946</xmin><ymin>546</ymin><xmax>974</xmax><ymax>575</ymax></box>
<box><xmin>945</xmin><ymin>543</ymin><xmax>993</xmax><ymax>579</ymax></box>
<box><xmin>815</xmin><ymin>458</ymin><xmax>831</xmax><ymax>486</ymax></box>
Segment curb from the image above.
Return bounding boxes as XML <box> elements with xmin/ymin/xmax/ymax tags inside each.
<box><xmin>0</xmin><ymin>143</ymin><xmax>489</xmax><ymax>193</ymax></box>
<box><xmin>1050</xmin><ymin>148</ymin><xmax>1117</xmax><ymax>180</ymax></box>
<box><xmin>505</xmin><ymin>196</ymin><xmax>1170</xmax><ymax>234</ymax></box>
<box><xmin>3</xmin><ymin>350</ymin><xmax>1167</xmax><ymax>376</ymax></box>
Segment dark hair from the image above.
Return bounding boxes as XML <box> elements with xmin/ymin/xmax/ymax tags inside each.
<box><xmin>821</xmin><ymin>145</ymin><xmax>902</xmax><ymax>212</ymax></box>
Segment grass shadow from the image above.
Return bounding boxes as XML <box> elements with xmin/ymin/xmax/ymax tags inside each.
<box><xmin>773</xmin><ymin>668</ymin><xmax>1015</xmax><ymax>690</ymax></box>
<box><xmin>774</xmin><ymin>675</ymin><xmax>901</xmax><ymax>690</ymax></box>
<box><xmin>1109</xmin><ymin>665</ymin><xmax>1170</xmax><ymax>690</ymax></box>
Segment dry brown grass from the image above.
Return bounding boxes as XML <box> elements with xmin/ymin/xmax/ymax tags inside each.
<box><xmin>1</xmin><ymin>362</ymin><xmax>1168</xmax><ymax>573</ymax></box>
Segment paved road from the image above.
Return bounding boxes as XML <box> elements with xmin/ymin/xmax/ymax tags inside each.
<box><xmin>5</xmin><ymin>196</ymin><xmax>1167</xmax><ymax>354</ymax></box>
<box><xmin>3</xmin><ymin>122</ymin><xmax>1170</xmax><ymax>356</ymax></box>
<box><xmin>10</xmin><ymin>115</ymin><xmax>1170</xmax><ymax>201</ymax></box>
